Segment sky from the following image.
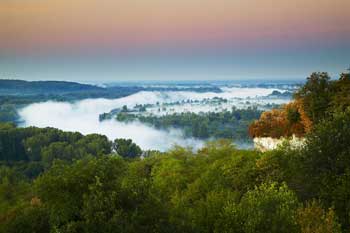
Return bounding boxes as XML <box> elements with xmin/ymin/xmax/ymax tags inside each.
<box><xmin>1</xmin><ymin>0</ymin><xmax>350</xmax><ymax>81</ymax></box>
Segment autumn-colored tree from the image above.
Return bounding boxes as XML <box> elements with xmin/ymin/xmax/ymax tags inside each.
<box><xmin>293</xmin><ymin>99</ymin><xmax>313</xmax><ymax>133</ymax></box>
<box><xmin>248</xmin><ymin>109</ymin><xmax>287</xmax><ymax>138</ymax></box>
<box><xmin>248</xmin><ymin>101</ymin><xmax>311</xmax><ymax>138</ymax></box>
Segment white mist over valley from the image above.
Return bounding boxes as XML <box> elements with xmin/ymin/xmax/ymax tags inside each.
<box><xmin>19</xmin><ymin>84</ymin><xmax>293</xmax><ymax>151</ymax></box>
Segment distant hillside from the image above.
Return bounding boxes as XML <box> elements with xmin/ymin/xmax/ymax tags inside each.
<box><xmin>0</xmin><ymin>79</ymin><xmax>145</xmax><ymax>101</ymax></box>
<box><xmin>0</xmin><ymin>79</ymin><xmax>225</xmax><ymax>97</ymax></box>
<box><xmin>0</xmin><ymin>80</ymin><xmax>144</xmax><ymax>124</ymax></box>
<box><xmin>0</xmin><ymin>79</ymin><xmax>103</xmax><ymax>95</ymax></box>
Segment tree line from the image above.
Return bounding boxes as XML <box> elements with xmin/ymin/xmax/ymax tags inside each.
<box><xmin>115</xmin><ymin>107</ymin><xmax>262</xmax><ymax>141</ymax></box>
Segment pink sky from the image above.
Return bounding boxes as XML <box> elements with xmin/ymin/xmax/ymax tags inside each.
<box><xmin>1</xmin><ymin>0</ymin><xmax>350</xmax><ymax>52</ymax></box>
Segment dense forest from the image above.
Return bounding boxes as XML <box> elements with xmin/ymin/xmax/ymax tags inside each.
<box><xmin>0</xmin><ymin>72</ymin><xmax>350</xmax><ymax>232</ymax></box>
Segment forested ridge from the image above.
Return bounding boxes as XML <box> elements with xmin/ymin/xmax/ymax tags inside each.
<box><xmin>0</xmin><ymin>72</ymin><xmax>350</xmax><ymax>232</ymax></box>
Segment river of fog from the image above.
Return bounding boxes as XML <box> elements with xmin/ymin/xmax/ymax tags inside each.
<box><xmin>19</xmin><ymin>87</ymin><xmax>290</xmax><ymax>151</ymax></box>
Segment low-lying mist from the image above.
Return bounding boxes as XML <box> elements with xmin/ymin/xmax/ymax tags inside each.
<box><xmin>19</xmin><ymin>101</ymin><xmax>204</xmax><ymax>151</ymax></box>
<box><xmin>19</xmin><ymin>88</ymin><xmax>287</xmax><ymax>151</ymax></box>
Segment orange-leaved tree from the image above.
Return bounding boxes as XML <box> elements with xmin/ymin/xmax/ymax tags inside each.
<box><xmin>249</xmin><ymin>101</ymin><xmax>312</xmax><ymax>139</ymax></box>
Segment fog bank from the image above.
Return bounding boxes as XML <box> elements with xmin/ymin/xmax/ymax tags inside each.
<box><xmin>19</xmin><ymin>101</ymin><xmax>204</xmax><ymax>151</ymax></box>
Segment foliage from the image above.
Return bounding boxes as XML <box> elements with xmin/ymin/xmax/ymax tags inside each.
<box><xmin>294</xmin><ymin>72</ymin><xmax>333</xmax><ymax>123</ymax></box>
<box><xmin>33</xmin><ymin>157</ymin><xmax>128</xmax><ymax>232</ymax></box>
<box><xmin>113</xmin><ymin>139</ymin><xmax>142</xmax><ymax>158</ymax></box>
<box><xmin>330</xmin><ymin>73</ymin><xmax>350</xmax><ymax>112</ymax></box>
<box><xmin>297</xmin><ymin>200</ymin><xmax>341</xmax><ymax>233</ymax></box>
<box><xmin>0</xmin><ymin>124</ymin><xmax>111</xmax><ymax>176</ymax></box>
<box><xmin>217</xmin><ymin>183</ymin><xmax>299</xmax><ymax>233</ymax></box>
<box><xmin>0</xmin><ymin>124</ymin><xmax>349</xmax><ymax>231</ymax></box>
<box><xmin>249</xmin><ymin>101</ymin><xmax>310</xmax><ymax>138</ymax></box>
<box><xmin>299</xmin><ymin>108</ymin><xmax>350</xmax><ymax>228</ymax></box>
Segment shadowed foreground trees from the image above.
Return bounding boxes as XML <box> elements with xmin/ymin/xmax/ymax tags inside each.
<box><xmin>1</xmin><ymin>125</ymin><xmax>349</xmax><ymax>232</ymax></box>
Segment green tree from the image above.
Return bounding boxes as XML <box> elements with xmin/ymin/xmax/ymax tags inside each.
<box><xmin>113</xmin><ymin>139</ymin><xmax>142</xmax><ymax>158</ymax></box>
<box><xmin>331</xmin><ymin>73</ymin><xmax>350</xmax><ymax>112</ymax></box>
<box><xmin>217</xmin><ymin>183</ymin><xmax>300</xmax><ymax>233</ymax></box>
<box><xmin>300</xmin><ymin>108</ymin><xmax>350</xmax><ymax>228</ymax></box>
<box><xmin>75</xmin><ymin>134</ymin><xmax>111</xmax><ymax>156</ymax></box>
<box><xmin>294</xmin><ymin>72</ymin><xmax>333</xmax><ymax>123</ymax></box>
<box><xmin>34</xmin><ymin>156</ymin><xmax>127</xmax><ymax>231</ymax></box>
<box><xmin>40</xmin><ymin>142</ymin><xmax>75</xmax><ymax>166</ymax></box>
